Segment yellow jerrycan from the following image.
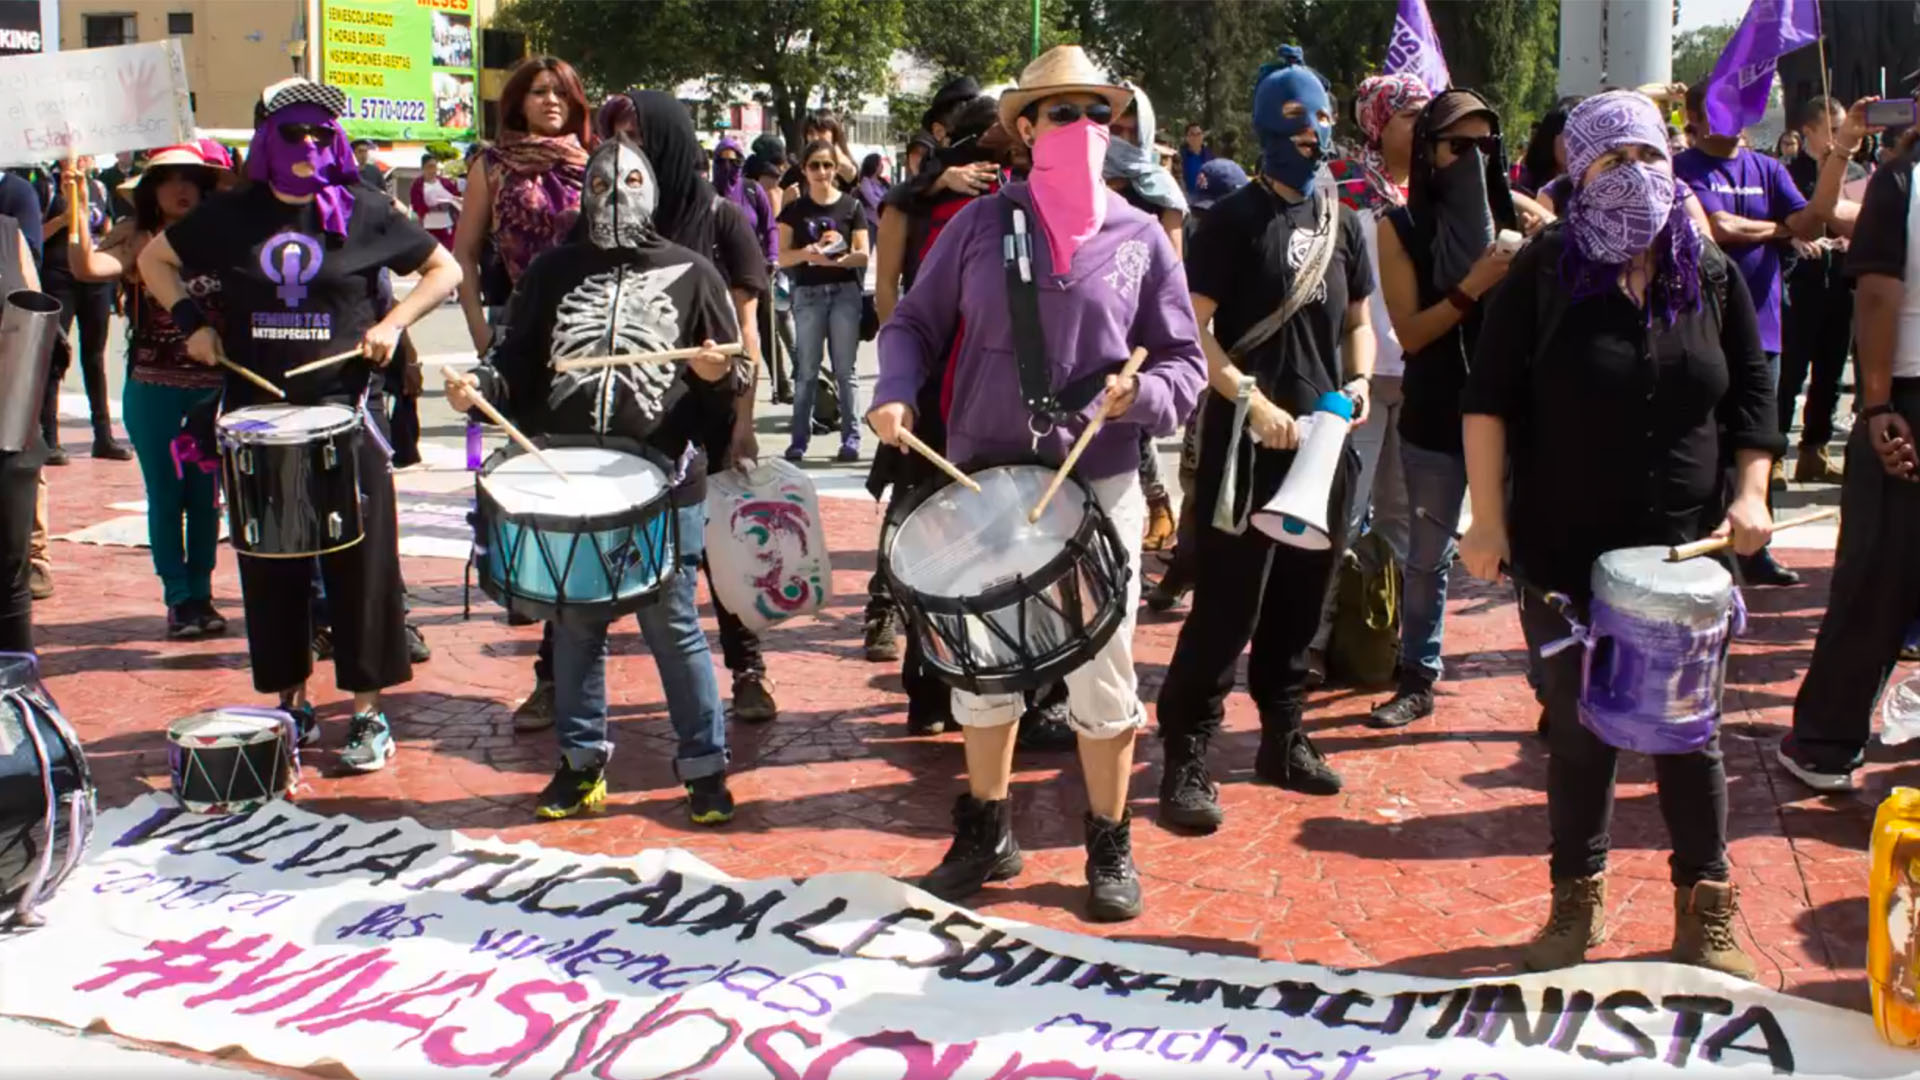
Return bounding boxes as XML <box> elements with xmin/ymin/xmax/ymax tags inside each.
<box><xmin>1870</xmin><ymin>787</ymin><xmax>1920</xmax><ymax>1046</ymax></box>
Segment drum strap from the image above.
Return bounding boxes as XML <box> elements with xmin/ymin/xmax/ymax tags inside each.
<box><xmin>1211</xmin><ymin>374</ymin><xmax>1259</xmax><ymax>536</ymax></box>
<box><xmin>1000</xmin><ymin>198</ymin><xmax>1118</xmax><ymax>438</ymax></box>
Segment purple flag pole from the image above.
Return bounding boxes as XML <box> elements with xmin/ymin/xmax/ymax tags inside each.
<box><xmin>1385</xmin><ymin>0</ymin><xmax>1451</xmax><ymax>94</ymax></box>
<box><xmin>1702</xmin><ymin>0</ymin><xmax>1821</xmax><ymax>137</ymax></box>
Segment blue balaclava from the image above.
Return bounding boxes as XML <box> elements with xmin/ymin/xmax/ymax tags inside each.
<box><xmin>1252</xmin><ymin>45</ymin><xmax>1335</xmax><ymax>193</ymax></box>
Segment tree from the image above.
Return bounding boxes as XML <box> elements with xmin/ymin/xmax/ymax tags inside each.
<box><xmin>1673</xmin><ymin>23</ymin><xmax>1739</xmax><ymax>88</ymax></box>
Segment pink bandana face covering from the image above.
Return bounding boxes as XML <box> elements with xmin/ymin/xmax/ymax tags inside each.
<box><xmin>1027</xmin><ymin>116</ymin><xmax>1110</xmax><ymax>274</ymax></box>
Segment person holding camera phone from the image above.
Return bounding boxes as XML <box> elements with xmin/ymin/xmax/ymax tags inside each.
<box><xmin>776</xmin><ymin>140</ymin><xmax>869</xmax><ymax>463</ymax></box>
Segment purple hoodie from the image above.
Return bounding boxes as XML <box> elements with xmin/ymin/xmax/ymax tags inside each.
<box><xmin>874</xmin><ymin>184</ymin><xmax>1205</xmax><ymax>480</ymax></box>
<box><xmin>715</xmin><ymin>135</ymin><xmax>777</xmax><ymax>263</ymax></box>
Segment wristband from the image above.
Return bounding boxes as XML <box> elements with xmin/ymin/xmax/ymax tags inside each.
<box><xmin>1862</xmin><ymin>403</ymin><xmax>1897</xmax><ymax>420</ymax></box>
<box><xmin>169</xmin><ymin>298</ymin><xmax>207</xmax><ymax>338</ymax></box>
<box><xmin>1446</xmin><ymin>287</ymin><xmax>1477</xmax><ymax>312</ymax></box>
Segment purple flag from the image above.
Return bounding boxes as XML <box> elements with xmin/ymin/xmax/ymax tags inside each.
<box><xmin>1385</xmin><ymin>0</ymin><xmax>1451</xmax><ymax>95</ymax></box>
<box><xmin>1703</xmin><ymin>0</ymin><xmax>1821</xmax><ymax>136</ymax></box>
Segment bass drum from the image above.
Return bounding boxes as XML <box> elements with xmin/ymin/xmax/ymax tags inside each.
<box><xmin>0</xmin><ymin>652</ymin><xmax>94</xmax><ymax>927</ymax></box>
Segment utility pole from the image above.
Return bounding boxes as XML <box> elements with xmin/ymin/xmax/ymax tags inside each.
<box><xmin>1559</xmin><ymin>0</ymin><xmax>1674</xmax><ymax>98</ymax></box>
<box><xmin>1031</xmin><ymin>0</ymin><xmax>1040</xmax><ymax>62</ymax></box>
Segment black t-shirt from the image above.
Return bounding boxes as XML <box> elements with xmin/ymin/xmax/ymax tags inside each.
<box><xmin>778</xmin><ymin>192</ymin><xmax>867</xmax><ymax>287</ymax></box>
<box><xmin>38</xmin><ymin>175</ymin><xmax>110</xmax><ymax>286</ymax></box>
<box><xmin>1462</xmin><ymin>230</ymin><xmax>1785</xmax><ymax>598</ymax></box>
<box><xmin>709</xmin><ymin>198</ymin><xmax>770</xmax><ymax>296</ymax></box>
<box><xmin>475</xmin><ymin>240</ymin><xmax>741</xmax><ymax>503</ymax></box>
<box><xmin>1188</xmin><ymin>181</ymin><xmax>1374</xmax><ymax>510</ymax></box>
<box><xmin>1384</xmin><ymin>207</ymin><xmax>1477</xmax><ymax>455</ymax></box>
<box><xmin>168</xmin><ymin>185</ymin><xmax>437</xmax><ymax>408</ymax></box>
<box><xmin>1849</xmin><ymin>151</ymin><xmax>1917</xmax><ymax>282</ymax></box>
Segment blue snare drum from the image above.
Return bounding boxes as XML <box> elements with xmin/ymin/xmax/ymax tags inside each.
<box><xmin>474</xmin><ymin>439</ymin><xmax>678</xmax><ymax>626</ymax></box>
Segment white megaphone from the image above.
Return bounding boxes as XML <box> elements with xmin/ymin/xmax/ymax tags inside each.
<box><xmin>1250</xmin><ymin>390</ymin><xmax>1355</xmax><ymax>550</ymax></box>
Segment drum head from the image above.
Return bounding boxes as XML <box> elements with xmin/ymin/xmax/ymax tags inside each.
<box><xmin>218</xmin><ymin>404</ymin><xmax>359</xmax><ymax>445</ymax></box>
<box><xmin>167</xmin><ymin>707</ymin><xmax>288</xmax><ymax>747</ymax></box>
<box><xmin>889</xmin><ymin>465</ymin><xmax>1089</xmax><ymax>598</ymax></box>
<box><xmin>480</xmin><ymin>447</ymin><xmax>669</xmax><ymax>516</ymax></box>
<box><xmin>1592</xmin><ymin>546</ymin><xmax>1733</xmax><ymax>630</ymax></box>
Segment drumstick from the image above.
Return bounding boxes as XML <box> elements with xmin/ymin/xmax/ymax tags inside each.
<box><xmin>1666</xmin><ymin>506</ymin><xmax>1838</xmax><ymax>562</ymax></box>
<box><xmin>284</xmin><ymin>348</ymin><xmax>362</xmax><ymax>378</ymax></box>
<box><xmin>439</xmin><ymin>367</ymin><xmax>570</xmax><ymax>484</ymax></box>
<box><xmin>896</xmin><ymin>428</ymin><xmax>981</xmax><ymax>493</ymax></box>
<box><xmin>1028</xmin><ymin>347</ymin><xmax>1150</xmax><ymax>523</ymax></box>
<box><xmin>213</xmin><ymin>355</ymin><xmax>286</xmax><ymax>400</ymax></box>
<box><xmin>552</xmin><ymin>341</ymin><xmax>746</xmax><ymax>372</ymax></box>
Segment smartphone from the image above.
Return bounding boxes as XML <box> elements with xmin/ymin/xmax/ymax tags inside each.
<box><xmin>1866</xmin><ymin>99</ymin><xmax>1919</xmax><ymax>128</ymax></box>
<box><xmin>817</xmin><ymin>235</ymin><xmax>849</xmax><ymax>257</ymax></box>
<box><xmin>1494</xmin><ymin>229</ymin><xmax>1523</xmax><ymax>257</ymax></box>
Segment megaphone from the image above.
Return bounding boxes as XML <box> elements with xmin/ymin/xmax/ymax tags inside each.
<box><xmin>1250</xmin><ymin>390</ymin><xmax>1354</xmax><ymax>550</ymax></box>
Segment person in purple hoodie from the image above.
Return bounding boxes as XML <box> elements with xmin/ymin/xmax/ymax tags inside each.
<box><xmin>868</xmin><ymin>46</ymin><xmax>1206</xmax><ymax>923</ymax></box>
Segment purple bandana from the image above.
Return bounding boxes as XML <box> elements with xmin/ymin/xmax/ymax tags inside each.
<box><xmin>246</xmin><ymin>102</ymin><xmax>359</xmax><ymax>239</ymax></box>
<box><xmin>1559</xmin><ymin>91</ymin><xmax>1700</xmax><ymax>324</ymax></box>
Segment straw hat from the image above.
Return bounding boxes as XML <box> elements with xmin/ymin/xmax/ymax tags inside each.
<box><xmin>997</xmin><ymin>45</ymin><xmax>1133</xmax><ymax>133</ymax></box>
<box><xmin>117</xmin><ymin>143</ymin><xmax>225</xmax><ymax>193</ymax></box>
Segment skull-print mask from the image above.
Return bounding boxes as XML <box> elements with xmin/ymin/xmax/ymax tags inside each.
<box><xmin>583</xmin><ymin>137</ymin><xmax>658</xmax><ymax>251</ymax></box>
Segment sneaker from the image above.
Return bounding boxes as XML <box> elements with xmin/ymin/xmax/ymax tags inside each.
<box><xmin>286</xmin><ymin>702</ymin><xmax>319</xmax><ymax>747</ymax></box>
<box><xmin>1793</xmin><ymin>444</ymin><xmax>1844</xmax><ymax>484</ymax></box>
<box><xmin>1776</xmin><ymin>735</ymin><xmax>1857</xmax><ymax>793</ymax></box>
<box><xmin>1253</xmin><ymin>726</ymin><xmax>1343</xmax><ymax>795</ymax></box>
<box><xmin>1083</xmin><ymin>811</ymin><xmax>1143</xmax><ymax>922</ymax></box>
<box><xmin>863</xmin><ymin>607</ymin><xmax>901</xmax><ymax>663</ymax></box>
<box><xmin>1144</xmin><ymin>575</ymin><xmax>1189</xmax><ymax>613</ymax></box>
<box><xmin>1367</xmin><ymin>686</ymin><xmax>1435</xmax><ymax>730</ymax></box>
<box><xmin>836</xmin><ymin>442</ymin><xmax>860</xmax><ymax>463</ymax></box>
<box><xmin>686</xmin><ymin>773</ymin><xmax>736</xmax><ymax>825</ymax></box>
<box><xmin>44</xmin><ymin>444</ymin><xmax>68</xmax><ymax>466</ymax></box>
<box><xmin>190</xmin><ymin>598</ymin><xmax>228</xmax><ymax>635</ymax></box>
<box><xmin>1158</xmin><ymin>733</ymin><xmax>1223</xmax><ymax>832</ymax></box>
<box><xmin>536</xmin><ymin>762</ymin><xmax>607</xmax><ymax>820</ymax></box>
<box><xmin>166</xmin><ymin>604</ymin><xmax>204</xmax><ymax>641</ymax></box>
<box><xmin>405</xmin><ymin>622</ymin><xmax>431</xmax><ymax>663</ymax></box>
<box><xmin>1015</xmin><ymin>699</ymin><xmax>1077</xmax><ymax>752</ymax></box>
<box><xmin>26</xmin><ymin>562</ymin><xmax>51</xmax><ymax>600</ymax></box>
<box><xmin>512</xmin><ymin>679</ymin><xmax>556</xmax><ymax>732</ymax></box>
<box><xmin>312</xmin><ymin>626</ymin><xmax>334</xmax><ymax>661</ymax></box>
<box><xmin>1523</xmin><ymin>876</ymin><xmax>1608</xmax><ymax>971</ymax></box>
<box><xmin>783</xmin><ymin>444</ymin><xmax>806</xmax><ymax>463</ymax></box>
<box><xmin>919</xmin><ymin>794</ymin><xmax>1022</xmax><ymax>901</ymax></box>
<box><xmin>731</xmin><ymin>673</ymin><xmax>778</xmax><ymax>723</ymax></box>
<box><xmin>91</xmin><ymin>436</ymin><xmax>132</xmax><ymax>461</ymax></box>
<box><xmin>340</xmin><ymin>711</ymin><xmax>396</xmax><ymax>772</ymax></box>
<box><xmin>1304</xmin><ymin>648</ymin><xmax>1328</xmax><ymax>689</ymax></box>
<box><xmin>1738</xmin><ymin>549</ymin><xmax>1801</xmax><ymax>588</ymax></box>
<box><xmin>906</xmin><ymin>703</ymin><xmax>954</xmax><ymax>735</ymax></box>
<box><xmin>1672</xmin><ymin>881</ymin><xmax>1758</xmax><ymax>980</ymax></box>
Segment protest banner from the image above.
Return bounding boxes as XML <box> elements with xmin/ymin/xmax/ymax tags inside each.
<box><xmin>0</xmin><ymin>40</ymin><xmax>193</xmax><ymax>168</ymax></box>
<box><xmin>321</xmin><ymin>0</ymin><xmax>477</xmax><ymax>142</ymax></box>
<box><xmin>1</xmin><ymin>793</ymin><xmax>1913</xmax><ymax>1079</ymax></box>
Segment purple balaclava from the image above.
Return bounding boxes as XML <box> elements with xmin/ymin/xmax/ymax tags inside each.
<box><xmin>247</xmin><ymin>101</ymin><xmax>360</xmax><ymax>238</ymax></box>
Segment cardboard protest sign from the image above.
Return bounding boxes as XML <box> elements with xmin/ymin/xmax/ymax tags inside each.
<box><xmin>1</xmin><ymin>794</ymin><xmax>1913</xmax><ymax>1078</ymax></box>
<box><xmin>0</xmin><ymin>41</ymin><xmax>194</xmax><ymax>168</ymax></box>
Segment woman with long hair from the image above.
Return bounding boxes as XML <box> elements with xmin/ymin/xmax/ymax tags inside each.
<box><xmin>782</xmin><ymin>109</ymin><xmax>858</xmax><ymax>193</ymax></box>
<box><xmin>453</xmin><ymin>56</ymin><xmax>595</xmax><ymax>352</ymax></box>
<box><xmin>1517</xmin><ymin>100</ymin><xmax>1576</xmax><ymax>208</ymax></box>
<box><xmin>64</xmin><ymin>145</ymin><xmax>229</xmax><ymax>638</ymax></box>
<box><xmin>776</xmin><ymin>139</ymin><xmax>869</xmax><ymax>462</ymax></box>
<box><xmin>854</xmin><ymin>151</ymin><xmax>889</xmax><ymax>243</ymax></box>
<box><xmin>1460</xmin><ymin>91</ymin><xmax>1777</xmax><ymax>977</ymax></box>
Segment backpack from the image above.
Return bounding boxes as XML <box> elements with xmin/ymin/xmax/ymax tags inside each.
<box><xmin>1326</xmin><ymin>529</ymin><xmax>1402</xmax><ymax>688</ymax></box>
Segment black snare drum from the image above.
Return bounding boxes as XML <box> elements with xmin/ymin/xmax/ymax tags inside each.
<box><xmin>885</xmin><ymin>464</ymin><xmax>1129</xmax><ymax>695</ymax></box>
<box><xmin>217</xmin><ymin>404</ymin><xmax>364</xmax><ymax>558</ymax></box>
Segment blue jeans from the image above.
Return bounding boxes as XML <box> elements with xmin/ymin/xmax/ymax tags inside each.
<box><xmin>1399</xmin><ymin>441</ymin><xmax>1469</xmax><ymax>689</ymax></box>
<box><xmin>551</xmin><ymin>501</ymin><xmax>727</xmax><ymax>779</ymax></box>
<box><xmin>789</xmin><ymin>280</ymin><xmax>861</xmax><ymax>449</ymax></box>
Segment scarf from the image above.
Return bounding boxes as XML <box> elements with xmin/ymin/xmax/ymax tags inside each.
<box><xmin>482</xmin><ymin>131</ymin><xmax>588</xmax><ymax>282</ymax></box>
<box><xmin>1558</xmin><ymin>91</ymin><xmax>1701</xmax><ymax>325</ymax></box>
<box><xmin>628</xmin><ymin>89</ymin><xmax>717</xmax><ymax>255</ymax></box>
<box><xmin>1407</xmin><ymin>89</ymin><xmax>1508</xmax><ymax>294</ymax></box>
<box><xmin>1353</xmin><ymin>73</ymin><xmax>1431</xmax><ymax>211</ymax></box>
<box><xmin>245</xmin><ymin>103</ymin><xmax>359</xmax><ymax>238</ymax></box>
<box><xmin>1102</xmin><ymin>83</ymin><xmax>1187</xmax><ymax>215</ymax></box>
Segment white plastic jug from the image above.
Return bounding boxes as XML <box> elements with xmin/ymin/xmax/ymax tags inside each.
<box><xmin>704</xmin><ymin>459</ymin><xmax>833</xmax><ymax>631</ymax></box>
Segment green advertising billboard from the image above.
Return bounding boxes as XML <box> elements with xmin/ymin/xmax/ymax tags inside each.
<box><xmin>321</xmin><ymin>0</ymin><xmax>477</xmax><ymax>142</ymax></box>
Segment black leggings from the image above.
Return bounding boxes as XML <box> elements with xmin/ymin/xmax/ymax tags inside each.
<box><xmin>40</xmin><ymin>276</ymin><xmax>114</xmax><ymax>441</ymax></box>
<box><xmin>0</xmin><ymin>450</ymin><xmax>38</xmax><ymax>653</ymax></box>
<box><xmin>1518</xmin><ymin>589</ymin><xmax>1729</xmax><ymax>887</ymax></box>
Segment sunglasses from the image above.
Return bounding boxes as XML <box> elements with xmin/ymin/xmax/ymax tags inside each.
<box><xmin>805</xmin><ymin>159</ymin><xmax>837</xmax><ymax>172</ymax></box>
<box><xmin>277</xmin><ymin>122</ymin><xmax>332</xmax><ymax>144</ymax></box>
<box><xmin>1434</xmin><ymin>134</ymin><xmax>1501</xmax><ymax>157</ymax></box>
<box><xmin>1040</xmin><ymin>101</ymin><xmax>1113</xmax><ymax>127</ymax></box>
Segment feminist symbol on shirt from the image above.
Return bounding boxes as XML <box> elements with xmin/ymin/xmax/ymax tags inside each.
<box><xmin>259</xmin><ymin>231</ymin><xmax>323</xmax><ymax>308</ymax></box>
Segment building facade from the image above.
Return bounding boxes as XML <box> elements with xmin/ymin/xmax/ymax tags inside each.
<box><xmin>58</xmin><ymin>0</ymin><xmax>303</xmax><ymax>130</ymax></box>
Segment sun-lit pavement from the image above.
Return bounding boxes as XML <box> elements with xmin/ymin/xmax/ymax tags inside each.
<box><xmin>22</xmin><ymin>294</ymin><xmax>1877</xmax><ymax>1072</ymax></box>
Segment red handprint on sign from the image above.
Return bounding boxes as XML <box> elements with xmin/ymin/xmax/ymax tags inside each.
<box><xmin>118</xmin><ymin>58</ymin><xmax>167</xmax><ymax>123</ymax></box>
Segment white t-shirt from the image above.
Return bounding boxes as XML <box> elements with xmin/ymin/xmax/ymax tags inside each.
<box><xmin>1359</xmin><ymin>213</ymin><xmax>1406</xmax><ymax>378</ymax></box>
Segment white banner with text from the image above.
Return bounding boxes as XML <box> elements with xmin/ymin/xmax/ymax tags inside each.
<box><xmin>0</xmin><ymin>40</ymin><xmax>194</xmax><ymax>168</ymax></box>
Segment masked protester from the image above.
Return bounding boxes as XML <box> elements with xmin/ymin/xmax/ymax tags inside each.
<box><xmin>1364</xmin><ymin>89</ymin><xmax>1519</xmax><ymax>730</ymax></box>
<box><xmin>444</xmin><ymin>136</ymin><xmax>747</xmax><ymax>825</ymax></box>
<box><xmin>867</xmin><ymin>46</ymin><xmax>1206</xmax><ymax>922</ymax></box>
<box><xmin>1459</xmin><ymin>91</ymin><xmax>1778</xmax><ymax>978</ymax></box>
<box><xmin>136</xmin><ymin>78</ymin><xmax>464</xmax><ymax>770</ymax></box>
<box><xmin>1155</xmin><ymin>46</ymin><xmax>1378</xmax><ymax>830</ymax></box>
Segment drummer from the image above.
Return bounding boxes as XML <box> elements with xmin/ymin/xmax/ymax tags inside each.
<box><xmin>868</xmin><ymin>46</ymin><xmax>1205</xmax><ymax>923</ymax></box>
<box><xmin>445</xmin><ymin>135</ymin><xmax>745</xmax><ymax>825</ymax></box>
<box><xmin>137</xmin><ymin>78</ymin><xmax>462</xmax><ymax>770</ymax></box>
<box><xmin>1458</xmin><ymin>92</ymin><xmax>1779</xmax><ymax>978</ymax></box>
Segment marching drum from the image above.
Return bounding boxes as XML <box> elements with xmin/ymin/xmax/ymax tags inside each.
<box><xmin>887</xmin><ymin>464</ymin><xmax>1129</xmax><ymax>695</ymax></box>
<box><xmin>1576</xmin><ymin>547</ymin><xmax>1740</xmax><ymax>755</ymax></box>
<box><xmin>218</xmin><ymin>404</ymin><xmax>365</xmax><ymax>557</ymax></box>
<box><xmin>474</xmin><ymin>438</ymin><xmax>678</xmax><ymax>626</ymax></box>
<box><xmin>166</xmin><ymin>707</ymin><xmax>298</xmax><ymax>815</ymax></box>
<box><xmin>0</xmin><ymin>653</ymin><xmax>94</xmax><ymax>927</ymax></box>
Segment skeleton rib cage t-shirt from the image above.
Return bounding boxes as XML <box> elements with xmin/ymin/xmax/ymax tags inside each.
<box><xmin>166</xmin><ymin>184</ymin><xmax>438</xmax><ymax>408</ymax></box>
